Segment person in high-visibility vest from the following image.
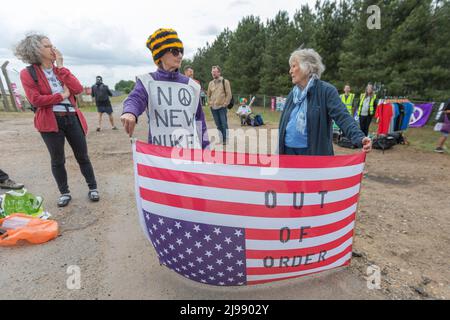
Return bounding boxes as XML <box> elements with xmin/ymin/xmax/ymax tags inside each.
<box><xmin>357</xmin><ymin>84</ymin><xmax>378</xmax><ymax>136</ymax></box>
<box><xmin>340</xmin><ymin>84</ymin><xmax>355</xmax><ymax>116</ymax></box>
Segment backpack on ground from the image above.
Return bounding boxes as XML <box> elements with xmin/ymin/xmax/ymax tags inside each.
<box><xmin>372</xmin><ymin>135</ymin><xmax>396</xmax><ymax>151</ymax></box>
<box><xmin>337</xmin><ymin>135</ymin><xmax>356</xmax><ymax>149</ymax></box>
<box><xmin>333</xmin><ymin>131</ymin><xmax>340</xmax><ymax>144</ymax></box>
<box><xmin>254</xmin><ymin>114</ymin><xmax>264</xmax><ymax>126</ymax></box>
<box><xmin>388</xmin><ymin>132</ymin><xmax>405</xmax><ymax>145</ymax></box>
<box><xmin>247</xmin><ymin>114</ymin><xmax>264</xmax><ymax>127</ymax></box>
<box><xmin>332</xmin><ymin>121</ymin><xmax>340</xmax><ymax>143</ymax></box>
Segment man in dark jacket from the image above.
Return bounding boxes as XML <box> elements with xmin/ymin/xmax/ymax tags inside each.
<box><xmin>92</xmin><ymin>76</ymin><xmax>117</xmax><ymax>132</ymax></box>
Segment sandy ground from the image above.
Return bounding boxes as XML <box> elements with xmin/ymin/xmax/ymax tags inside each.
<box><xmin>0</xmin><ymin>104</ymin><xmax>448</xmax><ymax>300</ymax></box>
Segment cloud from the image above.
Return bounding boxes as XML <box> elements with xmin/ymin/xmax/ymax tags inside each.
<box><xmin>0</xmin><ymin>17</ymin><xmax>149</xmax><ymax>67</ymax></box>
<box><xmin>228</xmin><ymin>0</ymin><xmax>252</xmax><ymax>9</ymax></box>
<box><xmin>0</xmin><ymin>0</ymin><xmax>316</xmax><ymax>89</ymax></box>
<box><xmin>199</xmin><ymin>25</ymin><xmax>221</xmax><ymax>37</ymax></box>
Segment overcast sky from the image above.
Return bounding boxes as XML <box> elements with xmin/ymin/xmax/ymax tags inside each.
<box><xmin>0</xmin><ymin>0</ymin><xmax>314</xmax><ymax>89</ymax></box>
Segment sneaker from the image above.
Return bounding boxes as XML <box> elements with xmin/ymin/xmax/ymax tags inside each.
<box><xmin>0</xmin><ymin>179</ymin><xmax>24</xmax><ymax>190</ymax></box>
<box><xmin>96</xmin><ymin>127</ymin><xmax>101</xmax><ymax>132</ymax></box>
<box><xmin>434</xmin><ymin>147</ymin><xmax>444</xmax><ymax>153</ymax></box>
<box><xmin>88</xmin><ymin>189</ymin><xmax>100</xmax><ymax>202</ymax></box>
<box><xmin>57</xmin><ymin>194</ymin><xmax>72</xmax><ymax>207</ymax></box>
<box><xmin>112</xmin><ymin>127</ymin><xmax>118</xmax><ymax>130</ymax></box>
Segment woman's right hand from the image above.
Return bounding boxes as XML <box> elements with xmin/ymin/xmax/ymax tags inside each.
<box><xmin>61</xmin><ymin>85</ymin><xmax>70</xmax><ymax>99</ymax></box>
<box><xmin>120</xmin><ymin>113</ymin><xmax>137</xmax><ymax>137</ymax></box>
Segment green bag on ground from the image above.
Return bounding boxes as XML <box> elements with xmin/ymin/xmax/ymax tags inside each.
<box><xmin>0</xmin><ymin>188</ymin><xmax>44</xmax><ymax>218</ymax></box>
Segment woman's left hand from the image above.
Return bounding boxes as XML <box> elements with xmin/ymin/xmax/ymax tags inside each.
<box><xmin>362</xmin><ymin>137</ymin><xmax>372</xmax><ymax>153</ymax></box>
<box><xmin>54</xmin><ymin>48</ymin><xmax>64</xmax><ymax>67</ymax></box>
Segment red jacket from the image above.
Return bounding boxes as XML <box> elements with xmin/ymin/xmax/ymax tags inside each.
<box><xmin>20</xmin><ymin>65</ymin><xmax>88</xmax><ymax>134</ymax></box>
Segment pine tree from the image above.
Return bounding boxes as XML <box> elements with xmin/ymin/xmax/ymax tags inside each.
<box><xmin>223</xmin><ymin>16</ymin><xmax>265</xmax><ymax>95</ymax></box>
<box><xmin>293</xmin><ymin>3</ymin><xmax>317</xmax><ymax>48</ymax></box>
<box><xmin>313</xmin><ymin>0</ymin><xmax>354</xmax><ymax>86</ymax></box>
<box><xmin>259</xmin><ymin>11</ymin><xmax>298</xmax><ymax>96</ymax></box>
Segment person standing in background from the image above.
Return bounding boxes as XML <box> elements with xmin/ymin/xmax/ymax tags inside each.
<box><xmin>91</xmin><ymin>76</ymin><xmax>117</xmax><ymax>132</ymax></box>
<box><xmin>340</xmin><ymin>84</ymin><xmax>355</xmax><ymax>116</ymax></box>
<box><xmin>434</xmin><ymin>98</ymin><xmax>450</xmax><ymax>153</ymax></box>
<box><xmin>16</xmin><ymin>33</ymin><xmax>99</xmax><ymax>207</ymax></box>
<box><xmin>207</xmin><ymin>65</ymin><xmax>232</xmax><ymax>145</ymax></box>
<box><xmin>357</xmin><ymin>84</ymin><xmax>378</xmax><ymax>137</ymax></box>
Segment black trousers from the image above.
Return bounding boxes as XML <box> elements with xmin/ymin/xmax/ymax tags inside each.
<box><xmin>40</xmin><ymin>115</ymin><xmax>97</xmax><ymax>194</ymax></box>
<box><xmin>359</xmin><ymin>115</ymin><xmax>372</xmax><ymax>137</ymax></box>
<box><xmin>0</xmin><ymin>169</ymin><xmax>9</xmax><ymax>182</ymax></box>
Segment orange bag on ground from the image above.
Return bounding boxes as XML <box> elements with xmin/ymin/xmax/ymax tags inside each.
<box><xmin>0</xmin><ymin>214</ymin><xmax>58</xmax><ymax>246</ymax></box>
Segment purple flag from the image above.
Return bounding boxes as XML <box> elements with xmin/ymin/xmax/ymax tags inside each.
<box><xmin>409</xmin><ymin>103</ymin><xmax>433</xmax><ymax>128</ymax></box>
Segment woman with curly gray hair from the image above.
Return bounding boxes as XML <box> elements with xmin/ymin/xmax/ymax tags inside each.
<box><xmin>278</xmin><ymin>47</ymin><xmax>372</xmax><ymax>155</ymax></box>
<box><xmin>15</xmin><ymin>33</ymin><xmax>99</xmax><ymax>207</ymax></box>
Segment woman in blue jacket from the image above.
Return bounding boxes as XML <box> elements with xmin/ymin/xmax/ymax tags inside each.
<box><xmin>278</xmin><ymin>48</ymin><xmax>372</xmax><ymax>155</ymax></box>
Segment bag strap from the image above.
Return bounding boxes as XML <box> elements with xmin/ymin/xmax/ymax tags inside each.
<box><xmin>222</xmin><ymin>79</ymin><xmax>227</xmax><ymax>95</ymax></box>
<box><xmin>26</xmin><ymin>65</ymin><xmax>38</xmax><ymax>85</ymax></box>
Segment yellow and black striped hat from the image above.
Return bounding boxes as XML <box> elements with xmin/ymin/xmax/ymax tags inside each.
<box><xmin>146</xmin><ymin>28</ymin><xmax>184</xmax><ymax>65</ymax></box>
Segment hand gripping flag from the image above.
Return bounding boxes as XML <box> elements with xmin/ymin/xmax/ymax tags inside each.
<box><xmin>132</xmin><ymin>140</ymin><xmax>366</xmax><ymax>286</ymax></box>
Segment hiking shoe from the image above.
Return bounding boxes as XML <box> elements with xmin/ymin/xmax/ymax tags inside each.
<box><xmin>57</xmin><ymin>194</ymin><xmax>72</xmax><ymax>207</ymax></box>
<box><xmin>88</xmin><ymin>189</ymin><xmax>100</xmax><ymax>202</ymax></box>
<box><xmin>96</xmin><ymin>127</ymin><xmax>101</xmax><ymax>132</ymax></box>
<box><xmin>434</xmin><ymin>147</ymin><xmax>444</xmax><ymax>153</ymax></box>
<box><xmin>0</xmin><ymin>179</ymin><xmax>24</xmax><ymax>190</ymax></box>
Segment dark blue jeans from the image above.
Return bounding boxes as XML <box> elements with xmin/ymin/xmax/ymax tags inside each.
<box><xmin>40</xmin><ymin>114</ymin><xmax>97</xmax><ymax>194</ymax></box>
<box><xmin>284</xmin><ymin>147</ymin><xmax>309</xmax><ymax>155</ymax></box>
<box><xmin>211</xmin><ymin>107</ymin><xmax>228</xmax><ymax>142</ymax></box>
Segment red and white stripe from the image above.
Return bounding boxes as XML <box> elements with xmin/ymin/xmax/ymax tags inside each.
<box><xmin>133</xmin><ymin>141</ymin><xmax>366</xmax><ymax>285</ymax></box>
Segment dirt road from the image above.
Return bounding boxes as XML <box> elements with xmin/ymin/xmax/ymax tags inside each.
<box><xmin>0</xmin><ymin>104</ymin><xmax>448</xmax><ymax>300</ymax></box>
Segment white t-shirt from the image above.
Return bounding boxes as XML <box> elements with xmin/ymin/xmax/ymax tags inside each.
<box><xmin>236</xmin><ymin>105</ymin><xmax>251</xmax><ymax>115</ymax></box>
<box><xmin>42</xmin><ymin>68</ymin><xmax>75</xmax><ymax>112</ymax></box>
<box><xmin>361</xmin><ymin>97</ymin><xmax>371</xmax><ymax>116</ymax></box>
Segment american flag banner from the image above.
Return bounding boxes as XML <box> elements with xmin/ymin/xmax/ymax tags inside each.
<box><xmin>132</xmin><ymin>140</ymin><xmax>366</xmax><ymax>286</ymax></box>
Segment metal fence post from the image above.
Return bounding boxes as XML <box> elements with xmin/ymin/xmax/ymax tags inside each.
<box><xmin>0</xmin><ymin>68</ymin><xmax>11</xmax><ymax>111</ymax></box>
<box><xmin>1</xmin><ymin>61</ymin><xmax>18</xmax><ymax>111</ymax></box>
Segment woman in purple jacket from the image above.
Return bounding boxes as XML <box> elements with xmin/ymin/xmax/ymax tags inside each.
<box><xmin>121</xmin><ymin>28</ymin><xmax>209</xmax><ymax>149</ymax></box>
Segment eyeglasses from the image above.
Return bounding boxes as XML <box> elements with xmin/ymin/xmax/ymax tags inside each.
<box><xmin>168</xmin><ymin>48</ymin><xmax>184</xmax><ymax>57</ymax></box>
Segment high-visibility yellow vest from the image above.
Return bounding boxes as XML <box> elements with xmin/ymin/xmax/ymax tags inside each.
<box><xmin>358</xmin><ymin>94</ymin><xmax>377</xmax><ymax>116</ymax></box>
<box><xmin>340</xmin><ymin>93</ymin><xmax>355</xmax><ymax>115</ymax></box>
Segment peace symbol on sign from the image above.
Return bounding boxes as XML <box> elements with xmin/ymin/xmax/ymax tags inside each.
<box><xmin>409</xmin><ymin>107</ymin><xmax>423</xmax><ymax>124</ymax></box>
<box><xmin>178</xmin><ymin>88</ymin><xmax>192</xmax><ymax>106</ymax></box>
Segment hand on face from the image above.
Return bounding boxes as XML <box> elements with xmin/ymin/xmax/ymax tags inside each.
<box><xmin>54</xmin><ymin>48</ymin><xmax>64</xmax><ymax>67</ymax></box>
<box><xmin>40</xmin><ymin>38</ymin><xmax>56</xmax><ymax>64</ymax></box>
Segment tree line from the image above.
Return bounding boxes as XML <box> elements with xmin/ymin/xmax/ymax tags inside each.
<box><xmin>182</xmin><ymin>0</ymin><xmax>450</xmax><ymax>102</ymax></box>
